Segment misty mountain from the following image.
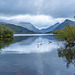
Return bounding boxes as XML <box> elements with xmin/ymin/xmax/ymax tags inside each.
<box><xmin>40</xmin><ymin>22</ymin><xmax>60</xmax><ymax>33</ymax></box>
<box><xmin>0</xmin><ymin>19</ymin><xmax>75</xmax><ymax>34</ymax></box>
<box><xmin>0</xmin><ymin>22</ymin><xmax>35</xmax><ymax>34</ymax></box>
<box><xmin>41</xmin><ymin>19</ymin><xmax>75</xmax><ymax>33</ymax></box>
<box><xmin>0</xmin><ymin>19</ymin><xmax>40</xmax><ymax>33</ymax></box>
<box><xmin>53</xmin><ymin>19</ymin><xmax>75</xmax><ymax>31</ymax></box>
<box><xmin>18</xmin><ymin>22</ymin><xmax>40</xmax><ymax>33</ymax></box>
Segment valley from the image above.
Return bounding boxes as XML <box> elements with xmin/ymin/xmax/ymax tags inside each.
<box><xmin>0</xmin><ymin>19</ymin><xmax>75</xmax><ymax>34</ymax></box>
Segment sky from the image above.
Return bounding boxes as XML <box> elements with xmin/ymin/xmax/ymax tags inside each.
<box><xmin>0</xmin><ymin>0</ymin><xmax>75</xmax><ymax>29</ymax></box>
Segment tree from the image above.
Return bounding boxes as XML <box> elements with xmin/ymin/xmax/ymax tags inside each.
<box><xmin>0</xmin><ymin>25</ymin><xmax>13</xmax><ymax>38</ymax></box>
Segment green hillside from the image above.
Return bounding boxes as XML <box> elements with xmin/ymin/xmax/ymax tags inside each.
<box><xmin>0</xmin><ymin>22</ymin><xmax>35</xmax><ymax>34</ymax></box>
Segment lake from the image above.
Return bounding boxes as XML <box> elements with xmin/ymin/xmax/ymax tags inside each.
<box><xmin>0</xmin><ymin>34</ymin><xmax>74</xmax><ymax>75</ymax></box>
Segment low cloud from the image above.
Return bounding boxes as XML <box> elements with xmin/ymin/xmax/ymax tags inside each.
<box><xmin>0</xmin><ymin>14</ymin><xmax>68</xmax><ymax>29</ymax></box>
<box><xmin>0</xmin><ymin>0</ymin><xmax>75</xmax><ymax>29</ymax></box>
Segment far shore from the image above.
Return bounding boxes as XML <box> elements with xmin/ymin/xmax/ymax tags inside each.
<box><xmin>14</xmin><ymin>33</ymin><xmax>55</xmax><ymax>36</ymax></box>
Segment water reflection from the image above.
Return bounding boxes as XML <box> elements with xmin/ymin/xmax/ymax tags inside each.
<box><xmin>0</xmin><ymin>38</ymin><xmax>13</xmax><ymax>53</ymax></box>
<box><xmin>58</xmin><ymin>44</ymin><xmax>75</xmax><ymax>75</ymax></box>
<box><xmin>1</xmin><ymin>35</ymin><xmax>65</xmax><ymax>54</ymax></box>
<box><xmin>0</xmin><ymin>34</ymin><xmax>74</xmax><ymax>75</ymax></box>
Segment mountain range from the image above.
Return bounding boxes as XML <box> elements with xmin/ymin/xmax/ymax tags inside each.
<box><xmin>40</xmin><ymin>22</ymin><xmax>60</xmax><ymax>33</ymax></box>
<box><xmin>18</xmin><ymin>22</ymin><xmax>40</xmax><ymax>33</ymax></box>
<box><xmin>0</xmin><ymin>19</ymin><xmax>75</xmax><ymax>34</ymax></box>
<box><xmin>53</xmin><ymin>19</ymin><xmax>75</xmax><ymax>31</ymax></box>
<box><xmin>40</xmin><ymin>19</ymin><xmax>75</xmax><ymax>33</ymax></box>
<box><xmin>0</xmin><ymin>22</ymin><xmax>35</xmax><ymax>34</ymax></box>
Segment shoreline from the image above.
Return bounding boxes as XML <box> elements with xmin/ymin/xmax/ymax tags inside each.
<box><xmin>13</xmin><ymin>33</ymin><xmax>55</xmax><ymax>36</ymax></box>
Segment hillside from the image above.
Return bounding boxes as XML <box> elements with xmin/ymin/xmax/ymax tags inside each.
<box><xmin>0</xmin><ymin>19</ymin><xmax>75</xmax><ymax>34</ymax></box>
<box><xmin>0</xmin><ymin>22</ymin><xmax>35</xmax><ymax>34</ymax></box>
<box><xmin>53</xmin><ymin>19</ymin><xmax>75</xmax><ymax>31</ymax></box>
<box><xmin>40</xmin><ymin>22</ymin><xmax>60</xmax><ymax>33</ymax></box>
<box><xmin>45</xmin><ymin>19</ymin><xmax>75</xmax><ymax>33</ymax></box>
<box><xmin>18</xmin><ymin>22</ymin><xmax>40</xmax><ymax>33</ymax></box>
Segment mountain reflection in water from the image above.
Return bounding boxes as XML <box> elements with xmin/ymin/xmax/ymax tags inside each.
<box><xmin>0</xmin><ymin>34</ymin><xmax>74</xmax><ymax>75</ymax></box>
<box><xmin>1</xmin><ymin>35</ymin><xmax>65</xmax><ymax>54</ymax></box>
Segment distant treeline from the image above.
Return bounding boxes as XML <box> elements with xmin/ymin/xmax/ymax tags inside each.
<box><xmin>0</xmin><ymin>25</ymin><xmax>13</xmax><ymax>38</ymax></box>
<box><xmin>53</xmin><ymin>25</ymin><xmax>75</xmax><ymax>44</ymax></box>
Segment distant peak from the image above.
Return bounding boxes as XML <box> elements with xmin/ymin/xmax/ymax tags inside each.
<box><xmin>65</xmin><ymin>19</ymin><xmax>72</xmax><ymax>22</ymax></box>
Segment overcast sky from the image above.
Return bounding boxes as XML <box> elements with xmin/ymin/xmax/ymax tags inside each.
<box><xmin>0</xmin><ymin>0</ymin><xmax>75</xmax><ymax>28</ymax></box>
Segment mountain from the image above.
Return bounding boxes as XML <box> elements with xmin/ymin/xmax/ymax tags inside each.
<box><xmin>53</xmin><ymin>19</ymin><xmax>75</xmax><ymax>31</ymax></box>
<box><xmin>0</xmin><ymin>19</ymin><xmax>74</xmax><ymax>34</ymax></box>
<box><xmin>41</xmin><ymin>19</ymin><xmax>75</xmax><ymax>33</ymax></box>
<box><xmin>18</xmin><ymin>22</ymin><xmax>40</xmax><ymax>33</ymax></box>
<box><xmin>0</xmin><ymin>22</ymin><xmax>35</xmax><ymax>34</ymax></box>
<box><xmin>40</xmin><ymin>22</ymin><xmax>60</xmax><ymax>33</ymax></box>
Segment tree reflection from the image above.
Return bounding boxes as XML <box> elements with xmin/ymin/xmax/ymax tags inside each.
<box><xmin>0</xmin><ymin>38</ymin><xmax>13</xmax><ymax>53</ymax></box>
<box><xmin>58</xmin><ymin>43</ymin><xmax>75</xmax><ymax>68</ymax></box>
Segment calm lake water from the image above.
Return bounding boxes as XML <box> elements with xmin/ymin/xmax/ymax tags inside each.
<box><xmin>0</xmin><ymin>34</ymin><xmax>74</xmax><ymax>75</ymax></box>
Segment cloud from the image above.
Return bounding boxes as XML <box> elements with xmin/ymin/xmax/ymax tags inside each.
<box><xmin>0</xmin><ymin>14</ymin><xmax>67</xmax><ymax>29</ymax></box>
<box><xmin>0</xmin><ymin>0</ymin><xmax>75</xmax><ymax>29</ymax></box>
<box><xmin>0</xmin><ymin>0</ymin><xmax>75</xmax><ymax>18</ymax></box>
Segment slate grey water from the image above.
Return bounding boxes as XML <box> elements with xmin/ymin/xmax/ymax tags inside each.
<box><xmin>0</xmin><ymin>34</ymin><xmax>74</xmax><ymax>75</ymax></box>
